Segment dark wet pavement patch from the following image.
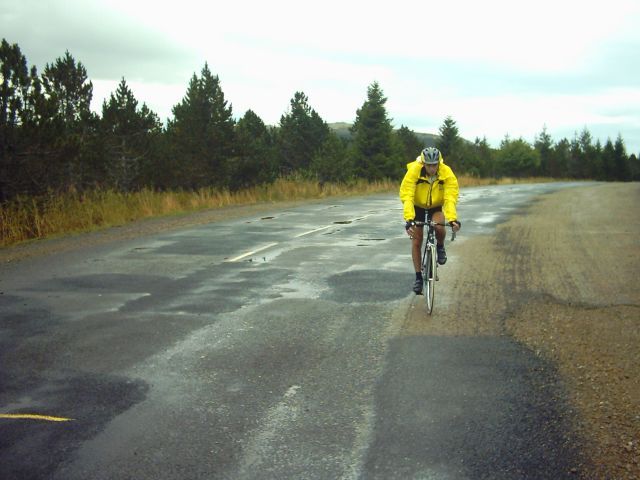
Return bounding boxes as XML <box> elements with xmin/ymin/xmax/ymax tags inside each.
<box><xmin>323</xmin><ymin>270</ymin><xmax>407</xmax><ymax>303</ymax></box>
<box><xmin>0</xmin><ymin>372</ymin><xmax>148</xmax><ymax>480</ymax></box>
<box><xmin>364</xmin><ymin>335</ymin><xmax>585</xmax><ymax>479</ymax></box>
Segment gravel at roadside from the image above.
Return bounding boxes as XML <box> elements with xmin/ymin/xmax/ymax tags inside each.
<box><xmin>405</xmin><ymin>183</ymin><xmax>639</xmax><ymax>479</ymax></box>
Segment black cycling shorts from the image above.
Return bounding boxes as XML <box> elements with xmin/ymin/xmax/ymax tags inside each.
<box><xmin>414</xmin><ymin>206</ymin><xmax>442</xmax><ymax>223</ymax></box>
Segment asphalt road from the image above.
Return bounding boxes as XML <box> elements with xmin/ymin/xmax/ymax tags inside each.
<box><xmin>1</xmin><ymin>183</ymin><xmax>587</xmax><ymax>479</ymax></box>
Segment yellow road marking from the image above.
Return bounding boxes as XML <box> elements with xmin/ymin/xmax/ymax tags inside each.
<box><xmin>0</xmin><ymin>413</ymin><xmax>73</xmax><ymax>422</ymax></box>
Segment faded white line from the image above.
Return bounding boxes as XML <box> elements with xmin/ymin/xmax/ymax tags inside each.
<box><xmin>227</xmin><ymin>243</ymin><xmax>279</xmax><ymax>262</ymax></box>
<box><xmin>294</xmin><ymin>225</ymin><xmax>332</xmax><ymax>238</ymax></box>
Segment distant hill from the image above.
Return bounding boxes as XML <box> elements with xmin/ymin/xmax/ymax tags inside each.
<box><xmin>328</xmin><ymin>122</ymin><xmax>440</xmax><ymax>147</ymax></box>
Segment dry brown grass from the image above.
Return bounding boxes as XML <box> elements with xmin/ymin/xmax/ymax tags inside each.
<box><xmin>0</xmin><ymin>175</ymin><xmax>561</xmax><ymax>248</ymax></box>
<box><xmin>456</xmin><ymin>174</ymin><xmax>559</xmax><ymax>187</ymax></box>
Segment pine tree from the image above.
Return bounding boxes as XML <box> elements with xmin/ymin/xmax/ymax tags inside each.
<box><xmin>395</xmin><ymin>125</ymin><xmax>423</xmax><ymax>161</ymax></box>
<box><xmin>350</xmin><ymin>81</ymin><xmax>400</xmax><ymax>180</ymax></box>
<box><xmin>231</xmin><ymin>109</ymin><xmax>277</xmax><ymax>189</ymax></box>
<box><xmin>628</xmin><ymin>153</ymin><xmax>640</xmax><ymax>181</ymax></box>
<box><xmin>0</xmin><ymin>39</ymin><xmax>31</xmax><ymax>200</ymax></box>
<box><xmin>41</xmin><ymin>51</ymin><xmax>93</xmax><ymax>129</ymax></box>
<box><xmin>553</xmin><ymin>138</ymin><xmax>571</xmax><ymax>178</ymax></box>
<box><xmin>613</xmin><ymin>134</ymin><xmax>630</xmax><ymax>181</ymax></box>
<box><xmin>101</xmin><ymin>78</ymin><xmax>162</xmax><ymax>190</ymax></box>
<box><xmin>277</xmin><ymin>91</ymin><xmax>329</xmax><ymax>174</ymax></box>
<box><xmin>602</xmin><ymin>139</ymin><xmax>616</xmax><ymax>181</ymax></box>
<box><xmin>1</xmin><ymin>43</ymin><xmax>96</xmax><ymax>198</ymax></box>
<box><xmin>167</xmin><ymin>63</ymin><xmax>235</xmax><ymax>189</ymax></box>
<box><xmin>310</xmin><ymin>133</ymin><xmax>351</xmax><ymax>183</ymax></box>
<box><xmin>436</xmin><ymin>116</ymin><xmax>463</xmax><ymax>170</ymax></box>
<box><xmin>40</xmin><ymin>50</ymin><xmax>96</xmax><ymax>190</ymax></box>
<box><xmin>464</xmin><ymin>136</ymin><xmax>494</xmax><ymax>177</ymax></box>
<box><xmin>534</xmin><ymin>125</ymin><xmax>554</xmax><ymax>176</ymax></box>
<box><xmin>577</xmin><ymin>128</ymin><xmax>603</xmax><ymax>179</ymax></box>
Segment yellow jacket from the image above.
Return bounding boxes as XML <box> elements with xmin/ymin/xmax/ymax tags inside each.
<box><xmin>399</xmin><ymin>156</ymin><xmax>459</xmax><ymax>222</ymax></box>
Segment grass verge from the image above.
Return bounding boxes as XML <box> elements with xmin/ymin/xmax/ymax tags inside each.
<box><xmin>0</xmin><ymin>175</ymin><xmax>558</xmax><ymax>248</ymax></box>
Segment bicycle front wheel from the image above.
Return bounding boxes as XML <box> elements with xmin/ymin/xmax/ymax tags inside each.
<box><xmin>422</xmin><ymin>245</ymin><xmax>436</xmax><ymax>314</ymax></box>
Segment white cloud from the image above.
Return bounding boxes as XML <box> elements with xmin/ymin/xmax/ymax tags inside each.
<box><xmin>98</xmin><ymin>0</ymin><xmax>640</xmax><ymax>70</ymax></box>
<box><xmin>4</xmin><ymin>0</ymin><xmax>640</xmax><ymax>152</ymax></box>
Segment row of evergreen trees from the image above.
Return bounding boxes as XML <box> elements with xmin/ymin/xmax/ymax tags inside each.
<box><xmin>1</xmin><ymin>39</ymin><xmax>637</xmax><ymax>203</ymax></box>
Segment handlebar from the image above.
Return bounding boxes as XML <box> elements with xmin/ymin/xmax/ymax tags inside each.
<box><xmin>412</xmin><ymin>220</ymin><xmax>457</xmax><ymax>241</ymax></box>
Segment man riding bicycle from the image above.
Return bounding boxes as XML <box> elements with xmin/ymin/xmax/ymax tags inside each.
<box><xmin>400</xmin><ymin>147</ymin><xmax>461</xmax><ymax>294</ymax></box>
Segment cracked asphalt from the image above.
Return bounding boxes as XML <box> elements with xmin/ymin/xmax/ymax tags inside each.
<box><xmin>2</xmin><ymin>182</ymin><xmax>636</xmax><ymax>479</ymax></box>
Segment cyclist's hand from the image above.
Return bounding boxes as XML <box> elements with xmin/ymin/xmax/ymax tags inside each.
<box><xmin>405</xmin><ymin>220</ymin><xmax>416</xmax><ymax>238</ymax></box>
<box><xmin>449</xmin><ymin>220</ymin><xmax>461</xmax><ymax>232</ymax></box>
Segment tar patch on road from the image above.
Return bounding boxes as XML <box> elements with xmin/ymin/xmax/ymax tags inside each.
<box><xmin>364</xmin><ymin>335</ymin><xmax>584</xmax><ymax>479</ymax></box>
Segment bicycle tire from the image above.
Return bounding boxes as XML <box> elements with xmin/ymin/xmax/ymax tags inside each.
<box><xmin>422</xmin><ymin>245</ymin><xmax>436</xmax><ymax>314</ymax></box>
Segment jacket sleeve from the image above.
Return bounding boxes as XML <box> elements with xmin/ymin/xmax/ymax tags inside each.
<box><xmin>399</xmin><ymin>161</ymin><xmax>421</xmax><ymax>221</ymax></box>
<box><xmin>442</xmin><ymin>168</ymin><xmax>459</xmax><ymax>222</ymax></box>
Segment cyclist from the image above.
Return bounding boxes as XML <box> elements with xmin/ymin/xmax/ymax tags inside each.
<box><xmin>400</xmin><ymin>147</ymin><xmax>461</xmax><ymax>294</ymax></box>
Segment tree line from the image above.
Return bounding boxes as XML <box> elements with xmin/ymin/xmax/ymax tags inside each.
<box><xmin>1</xmin><ymin>39</ymin><xmax>638</xmax><ymax>203</ymax></box>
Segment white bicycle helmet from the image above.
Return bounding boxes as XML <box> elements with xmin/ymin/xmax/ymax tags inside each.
<box><xmin>420</xmin><ymin>147</ymin><xmax>441</xmax><ymax>164</ymax></box>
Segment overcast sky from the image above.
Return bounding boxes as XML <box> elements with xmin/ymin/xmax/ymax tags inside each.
<box><xmin>3</xmin><ymin>0</ymin><xmax>640</xmax><ymax>153</ymax></box>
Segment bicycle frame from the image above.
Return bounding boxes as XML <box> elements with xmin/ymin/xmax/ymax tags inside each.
<box><xmin>419</xmin><ymin>217</ymin><xmax>437</xmax><ymax>314</ymax></box>
<box><xmin>415</xmin><ymin>216</ymin><xmax>455</xmax><ymax>315</ymax></box>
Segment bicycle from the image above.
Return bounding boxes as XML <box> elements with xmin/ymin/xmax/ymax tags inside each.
<box><xmin>415</xmin><ymin>216</ymin><xmax>456</xmax><ymax>314</ymax></box>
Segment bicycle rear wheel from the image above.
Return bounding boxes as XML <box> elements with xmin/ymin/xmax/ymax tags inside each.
<box><xmin>422</xmin><ymin>245</ymin><xmax>436</xmax><ymax>314</ymax></box>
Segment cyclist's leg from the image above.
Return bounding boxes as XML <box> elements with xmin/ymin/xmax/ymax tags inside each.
<box><xmin>430</xmin><ymin>207</ymin><xmax>446</xmax><ymax>246</ymax></box>
<box><xmin>412</xmin><ymin>207</ymin><xmax>426</xmax><ymax>292</ymax></box>
<box><xmin>412</xmin><ymin>206</ymin><xmax>426</xmax><ymax>271</ymax></box>
<box><xmin>412</xmin><ymin>227</ymin><xmax>423</xmax><ymax>272</ymax></box>
<box><xmin>430</xmin><ymin>207</ymin><xmax>448</xmax><ymax>265</ymax></box>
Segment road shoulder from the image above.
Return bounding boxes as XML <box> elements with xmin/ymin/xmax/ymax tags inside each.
<box><xmin>404</xmin><ymin>183</ymin><xmax>639</xmax><ymax>479</ymax></box>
